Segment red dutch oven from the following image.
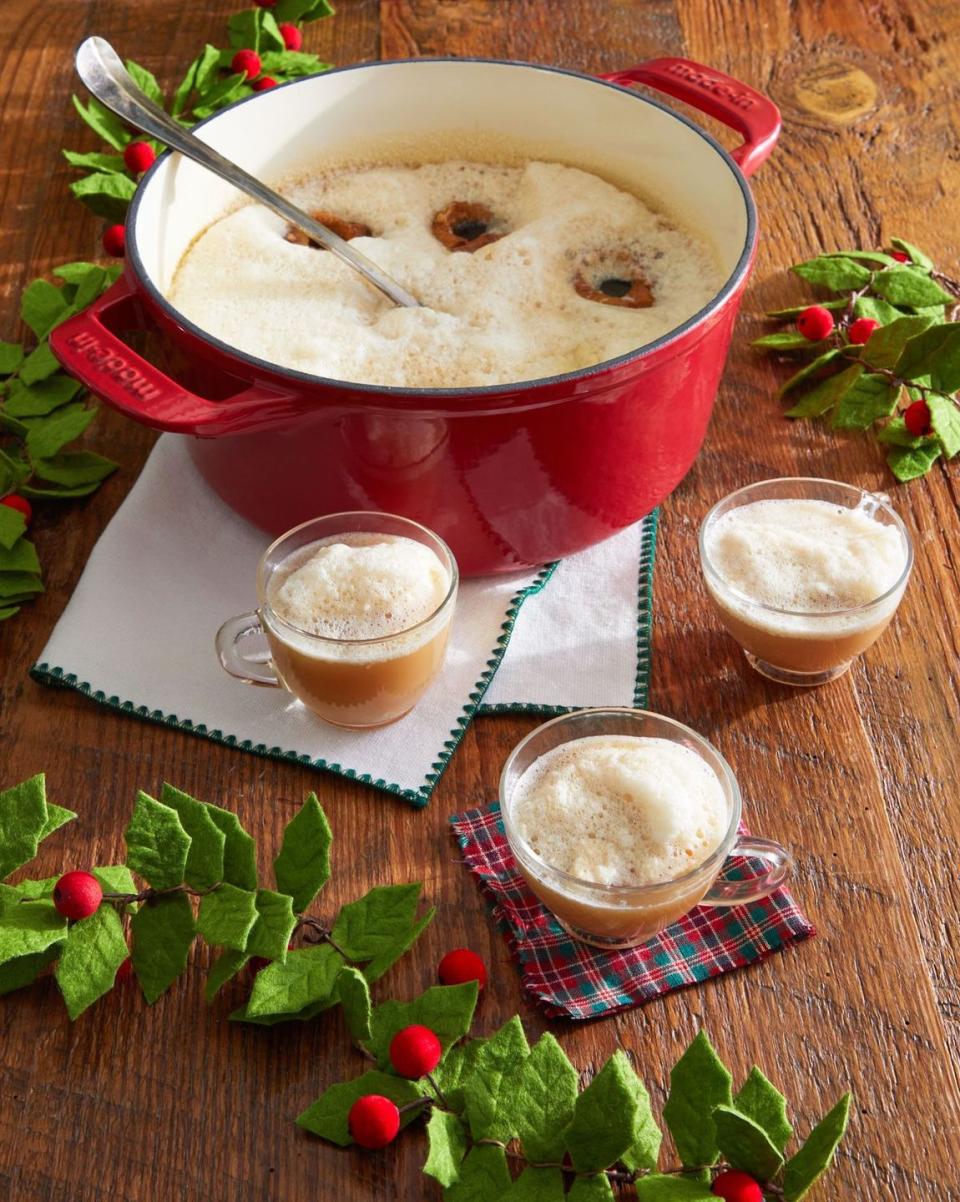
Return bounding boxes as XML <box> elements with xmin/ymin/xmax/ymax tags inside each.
<box><xmin>51</xmin><ymin>57</ymin><xmax>780</xmax><ymax>576</ymax></box>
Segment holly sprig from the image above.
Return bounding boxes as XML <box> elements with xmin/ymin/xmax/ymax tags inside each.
<box><xmin>299</xmin><ymin>995</ymin><xmax>852</xmax><ymax>1202</ymax></box>
<box><xmin>753</xmin><ymin>238</ymin><xmax>960</xmax><ymax>481</ymax></box>
<box><xmin>0</xmin><ymin>774</ymin><xmax>433</xmax><ymax>1021</ymax></box>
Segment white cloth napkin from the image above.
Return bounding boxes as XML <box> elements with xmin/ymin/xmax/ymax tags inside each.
<box><xmin>34</xmin><ymin>436</ymin><xmax>656</xmax><ymax>804</ymax></box>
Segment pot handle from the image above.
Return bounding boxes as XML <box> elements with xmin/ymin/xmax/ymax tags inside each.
<box><xmin>601</xmin><ymin>57</ymin><xmax>781</xmax><ymax>177</ymax></box>
<box><xmin>49</xmin><ymin>272</ymin><xmax>299</xmax><ymax>437</ymax></box>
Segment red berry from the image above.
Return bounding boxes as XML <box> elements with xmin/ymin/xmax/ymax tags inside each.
<box><xmin>438</xmin><ymin>948</ymin><xmax>487</xmax><ymax>990</ymax></box>
<box><xmin>279</xmin><ymin>23</ymin><xmax>303</xmax><ymax>50</ymax></box>
<box><xmin>252</xmin><ymin>77</ymin><xmax>278</xmax><ymax>92</ymax></box>
<box><xmin>102</xmin><ymin>224</ymin><xmax>126</xmax><ymax>257</ymax></box>
<box><xmin>348</xmin><ymin>1095</ymin><xmax>400</xmax><ymax>1149</ymax></box>
<box><xmin>52</xmin><ymin>871</ymin><xmax>103</xmax><ymax>921</ymax></box>
<box><xmin>114</xmin><ymin>956</ymin><xmax>133</xmax><ymax>983</ymax></box>
<box><xmin>123</xmin><ymin>141</ymin><xmax>156</xmax><ymax>175</ymax></box>
<box><xmin>1</xmin><ymin>494</ymin><xmax>32</xmax><ymax>525</ymax></box>
<box><xmin>712</xmin><ymin>1169</ymin><xmax>764</xmax><ymax>1202</ymax></box>
<box><xmin>389</xmin><ymin>1025</ymin><xmax>442</xmax><ymax>1079</ymax></box>
<box><xmin>796</xmin><ymin>305</ymin><xmax>835</xmax><ymax>341</ymax></box>
<box><xmin>232</xmin><ymin>49</ymin><xmax>262</xmax><ymax>80</ymax></box>
<box><xmin>904</xmin><ymin>399</ymin><xmax>932</xmax><ymax>437</ymax></box>
<box><xmin>891</xmin><ymin>250</ymin><xmax>910</xmax><ymax>263</ymax></box>
<box><xmin>848</xmin><ymin>316</ymin><xmax>880</xmax><ymax>345</ymax></box>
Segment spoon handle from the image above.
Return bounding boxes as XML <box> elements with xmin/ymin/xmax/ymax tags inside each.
<box><xmin>75</xmin><ymin>37</ymin><xmax>420</xmax><ymax>309</ymax></box>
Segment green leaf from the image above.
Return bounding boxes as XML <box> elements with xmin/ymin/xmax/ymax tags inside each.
<box><xmin>124</xmin><ymin>791</ymin><xmax>192</xmax><ymax>890</ymax></box>
<box><xmin>424</xmin><ymin>1108</ymin><xmax>468</xmax><ymax>1188</ymax></box>
<box><xmin>0</xmin><ymin>340</ymin><xmax>24</xmax><ymax>374</ymax></box>
<box><xmin>159</xmin><ymin>783</ymin><xmax>226</xmax><ymax>889</ymax></box>
<box><xmin>192</xmin><ymin>73</ymin><xmax>247</xmax><ymax>119</ymax></box>
<box><xmin>53</xmin><ymin>261</ymin><xmax>121</xmax><ymax>286</ymax></box>
<box><xmin>0</xmin><ymin>605</ymin><xmax>19</xmax><ymax>621</ymax></box>
<box><xmin>782</xmin><ymin>1093</ymin><xmax>852</xmax><ymax>1201</ymax></box>
<box><xmin>877</xmin><ymin>416</ymin><xmax>931</xmax><ymax>448</ymax></box>
<box><xmin>20</xmin><ymin>481</ymin><xmax>101</xmax><ymax>500</ymax></box>
<box><xmin>32</xmin><ymin>451</ymin><xmax>118</xmax><ymax>488</ymax></box>
<box><xmin>564</xmin><ymin>1050</ymin><xmax>644</xmax><ymax>1172</ymax></box>
<box><xmin>197</xmin><ymin>883</ymin><xmax>258</xmax><ymax>951</ymax></box>
<box><xmin>362</xmin><ymin>902</ymin><xmax>435</xmax><ymax>983</ymax></box>
<box><xmin>887</xmin><ymin>441</ymin><xmax>942</xmax><ymax>480</ymax></box>
<box><xmin>18</xmin><ymin>343</ymin><xmax>63</xmax><ymax>387</ymax></box>
<box><xmin>784</xmin><ymin>363</ymin><xmax>862</xmax><ymax>418</ymax></box>
<box><xmin>272</xmin><ymin>792</ymin><xmax>332</xmax><ymax>912</ymax></box>
<box><xmin>301</xmin><ymin>0</ymin><xmax>337</xmax><ymax>19</ymax></box>
<box><xmin>244</xmin><ymin>889</ymin><xmax>297</xmax><ymax>961</ymax></box>
<box><xmin>171</xmin><ymin>47</ymin><xmax>217</xmax><ymax>117</ymax></box>
<box><xmin>332</xmin><ymin>882</ymin><xmax>425</xmax><ymax>959</ymax></box>
<box><xmin>37</xmin><ymin>802</ymin><xmax>77</xmax><ymax>844</ymax></box>
<box><xmin>297</xmin><ymin>1068</ymin><xmax>424</xmax><ymax>1143</ymax></box>
<box><xmin>62</xmin><ymin>149</ymin><xmax>127</xmax><ymax>174</ymax></box>
<box><xmin>500</xmin><ymin>1031</ymin><xmax>576</xmax><ymax>1162</ymax></box>
<box><xmin>54</xmin><ymin>905</ymin><xmax>128</xmax><ymax>1019</ymax></box>
<box><xmin>433</xmin><ymin>1038</ymin><xmax>484</xmax><ymax>1111</ymax></box>
<box><xmin>751</xmin><ymin>331</ymin><xmax>816</xmax><ymax>351</ymax></box>
<box><xmin>893</xmin><ymin>323</ymin><xmax>958</xmax><ymax>381</ymax></box>
<box><xmin>0</xmin><ymin>896</ymin><xmax>67</xmax><ymax>963</ymax></box>
<box><xmin>205</xmin><ymin>948</ymin><xmax>250</xmax><ymax>1001</ymax></box>
<box><xmin>444</xmin><ymin>1145</ymin><xmax>511</xmax><ymax>1202</ymax></box>
<box><xmin>260</xmin><ymin>50</ymin><xmax>331</xmax><ymax>77</ymax></box>
<box><xmin>830</xmin><ymin>369</ymin><xmax>899</xmax><ymax>430</ymax></box>
<box><xmin>662</xmin><ymin>1030</ymin><xmax>733</xmax><ymax>1168</ymax></box>
<box><xmin>368</xmin><ymin>981</ymin><xmax>479</xmax><ymax>1068</ymax></box>
<box><xmin>275</xmin><ymin>0</ymin><xmax>333</xmax><ymax>18</ymax></box>
<box><xmin>860</xmin><ymin>315</ymin><xmax>936</xmax><ymax>370</ymax></box>
<box><xmin>24</xmin><ymin>403</ymin><xmax>97</xmax><ymax>460</ymax></box>
<box><xmin>502</xmin><ymin>1168</ymin><xmax>566</xmax><ymax>1202</ymax></box>
<box><xmin>244</xmin><ymin>943</ymin><xmax>343</xmax><ymax>1018</ymax></box>
<box><xmin>853</xmin><ymin>294</ymin><xmax>901</xmax><ymax>324</ymax></box>
<box><xmin>0</xmin><ymin>945</ymin><xmax>59</xmax><ymax>995</ymax></box>
<box><xmin>0</xmin><ymin>536</ymin><xmax>41</xmax><ymax>573</ymax></box>
<box><xmin>205</xmin><ymin>803</ymin><xmax>257</xmax><ymax>890</ymax></box>
<box><xmin>872</xmin><ymin>266</ymin><xmax>954</xmax><ymax>307</ymax></box>
<box><xmin>68</xmin><ymin>172</ymin><xmax>137</xmax><ymax>221</ymax></box>
<box><xmin>91</xmin><ymin>864</ymin><xmax>137</xmax><ymax>895</ymax></box>
<box><xmin>635</xmin><ymin>1178</ymin><xmax>716</xmax><ymax>1201</ymax></box>
<box><xmin>734</xmin><ymin>1067</ymin><xmax>792</xmax><ymax>1152</ymax></box>
<box><xmin>713</xmin><ymin>1105</ymin><xmax>784</xmax><ymax>1182</ymax></box>
<box><xmin>792</xmin><ymin>256</ymin><xmax>872</xmax><ymax>291</ymax></box>
<box><xmin>825</xmin><ymin>249</ymin><xmax>897</xmax><ymax>266</ymax></box>
<box><xmin>777</xmin><ymin>349</ymin><xmax>844</xmax><ymax>397</ymax></box>
<box><xmin>20</xmin><ymin>279</ymin><xmax>69</xmax><ymax>339</ymax></box>
<box><xmin>130</xmin><ymin>892</ymin><xmax>195</xmax><ymax>1003</ymax></box>
<box><xmin>765</xmin><ymin>298</ymin><xmax>846</xmax><ymax>319</ymax></box>
<box><xmin>0</xmin><ymin>572</ymin><xmax>43</xmax><ymax>600</ymax></box>
<box><xmin>6</xmin><ymin>377</ymin><xmax>83</xmax><ymax>418</ymax></box>
<box><xmin>0</xmin><ymin>774</ymin><xmax>48</xmax><ymax>879</ymax></box>
<box><xmin>621</xmin><ymin>1073</ymin><xmax>663</xmax><ymax>1172</ymax></box>
<box><xmin>889</xmin><ymin>237</ymin><xmax>934</xmax><ymax>270</ymax></box>
<box><xmin>464</xmin><ymin>1015</ymin><xmax>529</xmax><ymax>1141</ymax></box>
<box><xmin>124</xmin><ymin>60</ymin><xmax>164</xmax><ymax>105</ymax></box>
<box><xmin>567</xmin><ymin>1177</ymin><xmax>616</xmax><ymax>1202</ymax></box>
<box><xmin>926</xmin><ymin>394</ymin><xmax>960</xmax><ymax>458</ymax></box>
<box><xmin>71</xmin><ymin>94</ymin><xmax>129</xmax><ymax>150</ymax></box>
<box><xmin>337</xmin><ymin>964</ymin><xmax>373</xmax><ymax>1043</ymax></box>
<box><xmin>0</xmin><ymin>506</ymin><xmax>26</xmax><ymax>551</ymax></box>
<box><xmin>927</xmin><ymin>325</ymin><xmax>960</xmax><ymax>393</ymax></box>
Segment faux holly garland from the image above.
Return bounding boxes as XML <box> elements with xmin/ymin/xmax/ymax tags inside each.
<box><xmin>0</xmin><ymin>774</ymin><xmax>433</xmax><ymax>1020</ymax></box>
<box><xmin>299</xmin><ymin>995</ymin><xmax>851</xmax><ymax>1202</ymax></box>
<box><xmin>754</xmin><ymin>238</ymin><xmax>960</xmax><ymax>481</ymax></box>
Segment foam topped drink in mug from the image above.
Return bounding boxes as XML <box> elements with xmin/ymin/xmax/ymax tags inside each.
<box><xmin>699</xmin><ymin>479</ymin><xmax>913</xmax><ymax>686</ymax></box>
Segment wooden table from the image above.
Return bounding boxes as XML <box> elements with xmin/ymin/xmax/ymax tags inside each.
<box><xmin>2</xmin><ymin>2</ymin><xmax>958</xmax><ymax>1199</ymax></box>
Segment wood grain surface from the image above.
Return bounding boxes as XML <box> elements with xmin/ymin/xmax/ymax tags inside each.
<box><xmin>1</xmin><ymin>2</ymin><xmax>959</xmax><ymax>1200</ymax></box>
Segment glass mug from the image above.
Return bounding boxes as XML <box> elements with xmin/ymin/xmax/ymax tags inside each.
<box><xmin>499</xmin><ymin>708</ymin><xmax>792</xmax><ymax>950</ymax></box>
<box><xmin>699</xmin><ymin>477</ymin><xmax>913</xmax><ymax>687</ymax></box>
<box><xmin>216</xmin><ymin>512</ymin><xmax>458</xmax><ymax>729</ymax></box>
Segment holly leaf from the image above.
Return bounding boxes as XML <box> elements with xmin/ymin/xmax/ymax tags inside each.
<box><xmin>130</xmin><ymin>892</ymin><xmax>195</xmax><ymax>1003</ymax></box>
<box><xmin>886</xmin><ymin>440</ymin><xmax>942</xmax><ymax>480</ymax></box>
<box><xmin>228</xmin><ymin>9</ymin><xmax>286</xmax><ymax>52</ymax></box>
<box><xmin>32</xmin><ymin>451</ymin><xmax>118</xmax><ymax>489</ymax></box>
<box><xmin>172</xmin><ymin>45</ymin><xmax>221</xmax><ymax>117</ymax></box>
<box><xmin>621</xmin><ymin>1074</ymin><xmax>663</xmax><ymax>1172</ymax></box>
<box><xmin>62</xmin><ymin>149</ymin><xmax>127</xmax><ymax>174</ymax></box>
<box><xmin>860</xmin><ymin>315</ymin><xmax>936</xmax><ymax>371</ymax></box>
<box><xmin>734</xmin><ymin>1067</ymin><xmax>792</xmax><ymax>1152</ymax></box>
<box><xmin>332</xmin><ymin>882</ymin><xmax>426</xmax><ymax>960</ymax></box>
<box><xmin>784</xmin><ymin>363</ymin><xmax>862</xmax><ymax>418</ymax></box>
<box><xmin>272</xmin><ymin>792</ymin><xmax>332</xmax><ymax>912</ymax></box>
<box><xmin>635</xmin><ymin>1178</ymin><xmax>716</xmax><ymax>1201</ymax></box>
<box><xmin>362</xmin><ymin>902</ymin><xmax>435</xmax><ymax>983</ymax></box>
<box><xmin>124</xmin><ymin>791</ymin><xmax>192</xmax><ymax>890</ymax></box>
<box><xmin>54</xmin><ymin>904</ymin><xmax>129</xmax><ymax>1019</ymax></box>
<box><xmin>37</xmin><ymin>802</ymin><xmax>77</xmax><ymax>845</ymax></box>
<box><xmin>0</xmin><ymin>505</ymin><xmax>26</xmax><ymax>551</ymax></box>
<box><xmin>6</xmin><ymin>377</ymin><xmax>83</xmax><ymax>418</ymax></box>
<box><xmin>0</xmin><ymin>340</ymin><xmax>24</xmax><ymax>374</ymax></box>
<box><xmin>159</xmin><ymin>783</ymin><xmax>226</xmax><ymax>890</ymax></box>
<box><xmin>443</xmin><ymin>1145</ymin><xmax>511</xmax><ymax>1202</ymax></box>
<box><xmin>713</xmin><ymin>1105</ymin><xmax>784</xmax><ymax>1182</ymax></box>
<box><xmin>204</xmin><ymin>803</ymin><xmax>258</xmax><ymax>890</ymax></box>
<box><xmin>259</xmin><ymin>50</ymin><xmax>331</xmax><ymax>77</ymax></box>
<box><xmin>750</xmin><ymin>331</ymin><xmax>815</xmax><ymax>351</ymax></box>
<box><xmin>889</xmin><ymin>237</ymin><xmax>934</xmax><ymax>270</ymax></box>
<box><xmin>782</xmin><ymin>1093</ymin><xmax>852</xmax><ymax>1202</ymax></box>
<box><xmin>124</xmin><ymin>60</ymin><xmax>164</xmax><ymax>106</ymax></box>
<box><xmin>244</xmin><ymin>943</ymin><xmax>344</xmax><ymax>1018</ymax></box>
<box><xmin>853</xmin><ymin>294</ymin><xmax>901</xmax><ymax>325</ymax></box>
<box><xmin>892</xmin><ymin>323</ymin><xmax>958</xmax><ymax>381</ymax></box>
<box><xmin>296</xmin><ymin>1069</ymin><xmax>424</xmax><ymax>1144</ymax></box>
<box><xmin>0</xmin><ymin>572</ymin><xmax>43</xmax><ymax>599</ymax></box>
<box><xmin>0</xmin><ymin>945</ymin><xmax>59</xmax><ymax>995</ymax></box>
<box><xmin>500</xmin><ymin>1031</ymin><xmax>576</xmax><ymax>1162</ymax></box>
<box><xmin>872</xmin><ymin>266</ymin><xmax>954</xmax><ymax>307</ymax></box>
<box><xmin>368</xmin><ymin>981</ymin><xmax>479</xmax><ymax>1068</ymax></box>
<box><xmin>205</xmin><ymin>948</ymin><xmax>250</xmax><ymax>1001</ymax></box>
<box><xmin>192</xmin><ymin>73</ymin><xmax>247</xmax><ymax>120</ymax></box>
<box><xmin>24</xmin><ymin>403</ymin><xmax>97</xmax><ymax>460</ymax></box>
<box><xmin>663</xmin><ymin>1030</ymin><xmax>733</xmax><ymax>1168</ymax></box>
<box><xmin>877</xmin><ymin>417</ymin><xmax>931</xmax><ymax>448</ymax></box>
<box><xmin>792</xmin><ymin>256</ymin><xmax>871</xmax><ymax>291</ymax></box>
<box><xmin>337</xmin><ymin>964</ymin><xmax>373</xmax><ymax>1043</ymax></box>
<box><xmin>567</xmin><ymin>1177</ymin><xmax>616</xmax><ymax>1202</ymax></box>
<box><xmin>765</xmin><ymin>298</ymin><xmax>846</xmax><ymax>319</ymax></box>
<box><xmin>20</xmin><ymin>279</ymin><xmax>69</xmax><ymax>339</ymax></box>
<box><xmin>275</xmin><ymin>0</ymin><xmax>334</xmax><ymax>18</ymax></box>
<box><xmin>197</xmin><ymin>883</ymin><xmax>258</xmax><ymax>951</ymax></box>
<box><xmin>464</xmin><ymin>1015</ymin><xmax>530</xmax><ymax>1142</ymax></box>
<box><xmin>68</xmin><ymin>172</ymin><xmax>137</xmax><ymax>221</ymax></box>
<box><xmin>830</xmin><ymin>370</ymin><xmax>899</xmax><ymax>430</ymax></box>
<box><xmin>0</xmin><ymin>774</ymin><xmax>48</xmax><ymax>880</ymax></box>
<box><xmin>776</xmin><ymin>349</ymin><xmax>843</xmax><ymax>398</ymax></box>
<box><xmin>926</xmin><ymin>394</ymin><xmax>960</xmax><ymax>457</ymax></box>
<box><xmin>502</xmin><ymin>1168</ymin><xmax>566</xmax><ymax>1201</ymax></box>
<box><xmin>17</xmin><ymin>342</ymin><xmax>60</xmax><ymax>386</ymax></box>
<box><xmin>0</xmin><ymin>895</ymin><xmax>66</xmax><ymax>963</ymax></box>
<box><xmin>244</xmin><ymin>889</ymin><xmax>297</xmax><ymax>961</ymax></box>
<box><xmin>927</xmin><ymin>326</ymin><xmax>960</xmax><ymax>393</ymax></box>
<box><xmin>424</xmin><ymin>1108</ymin><xmax>468</xmax><ymax>1188</ymax></box>
<box><xmin>71</xmin><ymin>94</ymin><xmax>129</xmax><ymax>150</ymax></box>
<box><xmin>0</xmin><ymin>537</ymin><xmax>41</xmax><ymax>573</ymax></box>
<box><xmin>564</xmin><ymin>1050</ymin><xmax>645</xmax><ymax>1173</ymax></box>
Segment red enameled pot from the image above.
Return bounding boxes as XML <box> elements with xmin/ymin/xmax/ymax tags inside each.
<box><xmin>51</xmin><ymin>57</ymin><xmax>780</xmax><ymax>576</ymax></box>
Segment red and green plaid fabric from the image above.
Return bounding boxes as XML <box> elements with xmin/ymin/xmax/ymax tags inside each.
<box><xmin>450</xmin><ymin>801</ymin><xmax>815</xmax><ymax>1020</ymax></box>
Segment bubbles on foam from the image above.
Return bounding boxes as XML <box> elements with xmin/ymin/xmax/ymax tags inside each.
<box><xmin>510</xmin><ymin>735</ymin><xmax>727</xmax><ymax>887</ymax></box>
<box><xmin>268</xmin><ymin>534</ymin><xmax>449</xmax><ymax>645</ymax></box>
<box><xmin>168</xmin><ymin>159</ymin><xmax>723</xmax><ymax>388</ymax></box>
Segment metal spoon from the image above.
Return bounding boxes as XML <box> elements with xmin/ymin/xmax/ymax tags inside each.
<box><xmin>75</xmin><ymin>36</ymin><xmax>420</xmax><ymax>309</ymax></box>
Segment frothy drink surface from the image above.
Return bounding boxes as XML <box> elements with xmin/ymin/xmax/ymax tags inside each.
<box><xmin>510</xmin><ymin>735</ymin><xmax>727</xmax><ymax>888</ymax></box>
<box><xmin>169</xmin><ymin>160</ymin><xmax>723</xmax><ymax>388</ymax></box>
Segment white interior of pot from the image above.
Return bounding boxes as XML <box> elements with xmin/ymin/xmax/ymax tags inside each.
<box><xmin>134</xmin><ymin>60</ymin><xmax>750</xmax><ymax>298</ymax></box>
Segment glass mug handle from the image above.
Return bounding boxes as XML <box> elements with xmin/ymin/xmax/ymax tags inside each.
<box><xmin>699</xmin><ymin>837</ymin><xmax>792</xmax><ymax>906</ymax></box>
<box><xmin>215</xmin><ymin>611</ymin><xmax>281</xmax><ymax>687</ymax></box>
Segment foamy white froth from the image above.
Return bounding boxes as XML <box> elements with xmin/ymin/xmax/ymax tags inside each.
<box><xmin>704</xmin><ymin>499</ymin><xmax>908</xmax><ymax>635</ymax></box>
<box><xmin>168</xmin><ymin>160</ymin><xmax>723</xmax><ymax>388</ymax></box>
<box><xmin>267</xmin><ymin>535</ymin><xmax>449</xmax><ymax>655</ymax></box>
<box><xmin>510</xmin><ymin>735</ymin><xmax>727</xmax><ymax>887</ymax></box>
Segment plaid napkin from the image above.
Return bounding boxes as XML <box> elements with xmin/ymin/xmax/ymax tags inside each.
<box><xmin>450</xmin><ymin>802</ymin><xmax>815</xmax><ymax>1019</ymax></box>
